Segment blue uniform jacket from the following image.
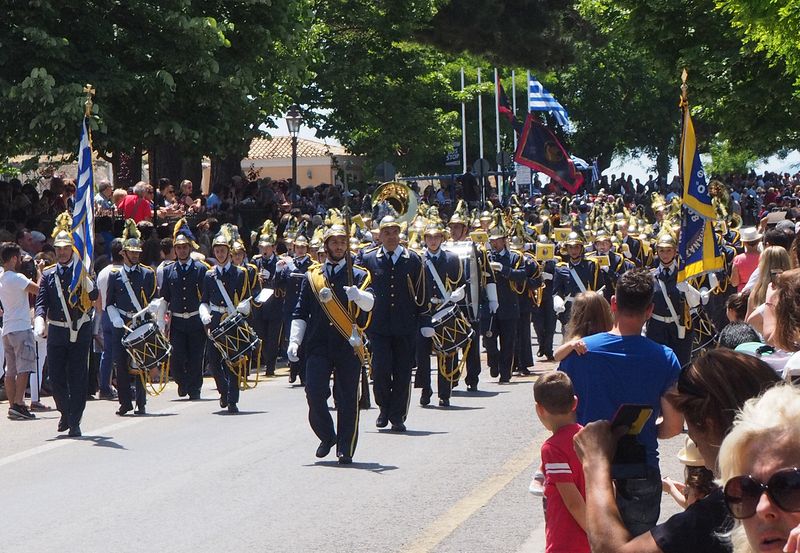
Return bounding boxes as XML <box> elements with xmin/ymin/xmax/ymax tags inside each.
<box><xmin>160</xmin><ymin>259</ymin><xmax>207</xmax><ymax>315</ymax></box>
<box><xmin>106</xmin><ymin>265</ymin><xmax>157</xmax><ymax>318</ymax></box>
<box><xmin>201</xmin><ymin>264</ymin><xmax>250</xmax><ymax>327</ymax></box>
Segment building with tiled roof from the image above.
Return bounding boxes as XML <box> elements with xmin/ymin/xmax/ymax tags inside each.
<box><xmin>242</xmin><ymin>136</ymin><xmax>362</xmax><ymax>188</ymax></box>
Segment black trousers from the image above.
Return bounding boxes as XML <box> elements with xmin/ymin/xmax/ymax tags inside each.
<box><xmin>258</xmin><ymin>317</ymin><xmax>282</xmax><ymax>373</ymax></box>
<box><xmin>170</xmin><ymin>317</ymin><xmax>206</xmax><ymax>396</ymax></box>
<box><xmin>369</xmin><ymin>333</ymin><xmax>414</xmax><ymax>424</ymax></box>
<box><xmin>48</xmin><ymin>325</ymin><xmax>91</xmax><ymax>428</ymax></box>
<box><xmin>515</xmin><ymin>311</ymin><xmax>533</xmax><ymax>370</ymax></box>
<box><xmin>112</xmin><ymin>327</ymin><xmax>146</xmax><ymax>410</ymax></box>
<box><xmin>532</xmin><ymin>300</ymin><xmax>556</xmax><ymax>357</ymax></box>
<box><xmin>646</xmin><ymin>319</ymin><xmax>694</xmax><ymax>368</ymax></box>
<box><xmin>463</xmin><ymin>321</ymin><xmax>481</xmax><ymax>386</ymax></box>
<box><xmin>305</xmin><ymin>350</ymin><xmax>361</xmax><ymax>458</ymax></box>
<box><xmin>484</xmin><ymin>317</ymin><xmax>517</xmax><ymax>381</ymax></box>
<box><xmin>414</xmin><ymin>334</ymin><xmax>456</xmax><ymax>400</ymax></box>
<box><xmin>285</xmin><ymin>315</ymin><xmax>306</xmax><ymax>383</ymax></box>
<box><xmin>206</xmin><ymin>341</ymin><xmax>240</xmax><ymax>405</ymax></box>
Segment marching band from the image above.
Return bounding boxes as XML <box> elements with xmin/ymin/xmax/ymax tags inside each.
<box><xmin>11</xmin><ymin>180</ymin><xmax>750</xmax><ymax>464</ymax></box>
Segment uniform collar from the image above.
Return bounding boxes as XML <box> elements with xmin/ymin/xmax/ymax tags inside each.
<box><xmin>216</xmin><ymin>261</ymin><xmax>232</xmax><ymax>274</ymax></box>
<box><xmin>124</xmin><ymin>263</ymin><xmax>140</xmax><ymax>273</ymax></box>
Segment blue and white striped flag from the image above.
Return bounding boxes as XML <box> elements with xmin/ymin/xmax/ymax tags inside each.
<box><xmin>528</xmin><ymin>76</ymin><xmax>573</xmax><ymax>132</ymax></box>
<box><xmin>69</xmin><ymin>117</ymin><xmax>94</xmax><ymax>307</ymax></box>
<box><xmin>591</xmin><ymin>159</ymin><xmax>600</xmax><ymax>184</ymax></box>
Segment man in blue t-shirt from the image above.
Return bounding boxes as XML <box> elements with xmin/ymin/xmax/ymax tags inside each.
<box><xmin>560</xmin><ymin>268</ymin><xmax>683</xmax><ymax>537</ymax></box>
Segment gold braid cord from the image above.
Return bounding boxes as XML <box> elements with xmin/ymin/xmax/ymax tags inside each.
<box><xmin>129</xmin><ymin>362</ymin><xmax>170</xmax><ymax>397</ymax></box>
<box><xmin>509</xmin><ymin>251</ymin><xmax>527</xmax><ymax>295</ymax></box>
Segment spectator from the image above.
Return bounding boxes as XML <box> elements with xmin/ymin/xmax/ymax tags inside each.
<box><xmin>742</xmin><ymin>228</ymin><xmax>795</xmax><ymax>293</ymax></box>
<box><xmin>718</xmin><ymin>385</ymin><xmax>800</xmax><ymax>553</ymax></box>
<box><xmin>112</xmin><ymin>188</ymin><xmax>127</xmax><ymax>211</ymax></box>
<box><xmin>717</xmin><ymin>322</ymin><xmax>761</xmax><ymax>350</ymax></box>
<box><xmin>117</xmin><ymin>181</ymin><xmax>153</xmax><ymax>223</ymax></box>
<box><xmin>731</xmin><ymin>228</ymin><xmax>762</xmax><ymax>291</ymax></box>
<box><xmin>94</xmin><ymin>179</ymin><xmax>114</xmax><ymax>211</ymax></box>
<box><xmin>533</xmin><ymin>371</ymin><xmax>590</xmax><ymax>553</ymax></box>
<box><xmin>554</xmin><ymin>291</ymin><xmax>613</xmax><ymax>361</ymax></box>
<box><xmin>0</xmin><ymin>242</ymin><xmax>42</xmax><ymax>420</ymax></box>
<box><xmin>766</xmin><ymin>268</ymin><xmax>800</xmax><ymax>381</ymax></box>
<box><xmin>746</xmin><ymin>246</ymin><xmax>790</xmax><ymax>318</ymax></box>
<box><xmin>560</xmin><ymin>268</ymin><xmax>684</xmax><ymax>536</ymax></box>
<box><xmin>661</xmin><ymin>437</ymin><xmax>717</xmax><ymax>510</ymax></box>
<box><xmin>726</xmin><ymin>292</ymin><xmax>749</xmax><ymax>323</ymax></box>
<box><xmin>573</xmin><ymin>349</ymin><xmax>781</xmax><ymax>553</ymax></box>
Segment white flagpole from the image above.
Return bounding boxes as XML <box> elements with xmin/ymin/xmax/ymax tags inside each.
<box><xmin>526</xmin><ymin>70</ymin><xmax>531</xmax><ymax>113</ymax></box>
<box><xmin>511</xmin><ymin>70</ymin><xmax>518</xmax><ymax>150</ymax></box>
<box><xmin>461</xmin><ymin>67</ymin><xmax>467</xmax><ymax>175</ymax></box>
<box><xmin>477</xmin><ymin>68</ymin><xmax>484</xmax><ymax>161</ymax></box>
<box><xmin>494</xmin><ymin>68</ymin><xmax>502</xmax><ymax>203</ymax></box>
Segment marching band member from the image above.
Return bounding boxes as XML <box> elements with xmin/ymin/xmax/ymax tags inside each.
<box><xmin>592</xmin><ymin>229</ymin><xmax>633</xmax><ymax>303</ymax></box>
<box><xmin>251</xmin><ymin>221</ymin><xmax>283</xmax><ymax>376</ymax></box>
<box><xmin>484</xmin><ymin>219</ymin><xmax>528</xmax><ymax>383</ymax></box>
<box><xmin>356</xmin><ymin>215</ymin><xmax>428</xmax><ymax>432</ymax></box>
<box><xmin>34</xmin><ymin>214</ymin><xmax>98</xmax><ymax>436</ymax></box>
<box><xmin>232</xmin><ymin>235</ymin><xmax>262</xmax><ymax>375</ymax></box>
<box><xmin>511</xmin><ymin>235</ymin><xmax>541</xmax><ymax>376</ymax></box>
<box><xmin>199</xmin><ymin>229</ymin><xmax>252</xmax><ymax>413</ymax></box>
<box><xmin>106</xmin><ymin>220</ymin><xmax>161</xmax><ymax>416</ymax></box>
<box><xmin>160</xmin><ymin>219</ymin><xmax>207</xmax><ymax>400</ymax></box>
<box><xmin>415</xmin><ymin>223</ymin><xmax>465</xmax><ymax>407</ymax></box>
<box><xmin>552</xmin><ymin>232</ymin><xmax>604</xmax><ymax>325</ymax></box>
<box><xmin>276</xmin><ymin>228</ymin><xmax>314</xmax><ymax>385</ymax></box>
<box><xmin>288</xmin><ymin>224</ymin><xmax>374</xmax><ymax>464</ymax></box>
<box><xmin>531</xmin><ymin>235</ymin><xmax>557</xmax><ymax>361</ymax></box>
<box><xmin>646</xmin><ymin>233</ymin><xmax>699</xmax><ymax>367</ymax></box>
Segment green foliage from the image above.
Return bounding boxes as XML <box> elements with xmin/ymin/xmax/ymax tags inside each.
<box><xmin>706</xmin><ymin>138</ymin><xmax>758</xmax><ymax>175</ymax></box>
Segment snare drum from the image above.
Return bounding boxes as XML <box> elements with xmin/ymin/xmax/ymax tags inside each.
<box><xmin>121</xmin><ymin>322</ymin><xmax>172</xmax><ymax>371</ymax></box>
<box><xmin>430</xmin><ymin>305</ymin><xmax>474</xmax><ymax>354</ymax></box>
<box><xmin>209</xmin><ymin>313</ymin><xmax>260</xmax><ymax>363</ymax></box>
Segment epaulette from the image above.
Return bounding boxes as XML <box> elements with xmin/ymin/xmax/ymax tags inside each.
<box><xmin>141</xmin><ymin>264</ymin><xmax>156</xmax><ymax>273</ymax></box>
<box><xmin>42</xmin><ymin>263</ymin><xmax>58</xmax><ymax>274</ymax></box>
<box><xmin>556</xmin><ymin>261</ymin><xmax>569</xmax><ymax>268</ymax></box>
<box><xmin>252</xmin><ymin>254</ymin><xmax>263</xmax><ymax>261</ymax></box>
<box><xmin>247</xmin><ymin>262</ymin><xmax>258</xmax><ymax>270</ymax></box>
<box><xmin>362</xmin><ymin>245</ymin><xmax>380</xmax><ymax>255</ymax></box>
<box><xmin>163</xmin><ymin>260</ymin><xmax>176</xmax><ymax>266</ymax></box>
<box><xmin>198</xmin><ymin>260</ymin><xmax>212</xmax><ymax>269</ymax></box>
<box><xmin>353</xmin><ymin>263</ymin><xmax>369</xmax><ymax>273</ymax></box>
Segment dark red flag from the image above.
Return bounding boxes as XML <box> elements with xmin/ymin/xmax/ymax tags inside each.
<box><xmin>514</xmin><ymin>113</ymin><xmax>584</xmax><ymax>194</ymax></box>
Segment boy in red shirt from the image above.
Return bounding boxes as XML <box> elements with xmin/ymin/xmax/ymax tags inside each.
<box><xmin>534</xmin><ymin>371</ymin><xmax>590</xmax><ymax>553</ymax></box>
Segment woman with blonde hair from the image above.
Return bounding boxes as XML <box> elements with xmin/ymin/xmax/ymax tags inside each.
<box><xmin>553</xmin><ymin>291</ymin><xmax>613</xmax><ymax>362</ymax></box>
<box><xmin>718</xmin><ymin>385</ymin><xmax>800</xmax><ymax>553</ymax></box>
<box><xmin>746</xmin><ymin>246</ymin><xmax>791</xmax><ymax>318</ymax></box>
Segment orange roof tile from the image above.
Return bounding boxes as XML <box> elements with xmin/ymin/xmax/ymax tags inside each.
<box><xmin>247</xmin><ymin>136</ymin><xmax>349</xmax><ymax>160</ymax></box>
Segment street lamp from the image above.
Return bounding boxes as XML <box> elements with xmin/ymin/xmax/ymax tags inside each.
<box><xmin>286</xmin><ymin>105</ymin><xmax>302</xmax><ymax>192</ymax></box>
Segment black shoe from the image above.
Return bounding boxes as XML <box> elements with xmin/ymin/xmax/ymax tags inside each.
<box><xmin>189</xmin><ymin>392</ymin><xmax>201</xmax><ymax>400</ymax></box>
<box><xmin>545</xmin><ymin>356</ymin><xmax>555</xmax><ymax>362</ymax></box>
<box><xmin>177</xmin><ymin>384</ymin><xmax>187</xmax><ymax>398</ymax></box>
<box><xmin>391</xmin><ymin>422</ymin><xmax>407</xmax><ymax>432</ymax></box>
<box><xmin>439</xmin><ymin>398</ymin><xmax>450</xmax><ymax>407</ymax></box>
<box><xmin>227</xmin><ymin>403</ymin><xmax>239</xmax><ymax>414</ymax></box>
<box><xmin>134</xmin><ymin>405</ymin><xmax>146</xmax><ymax>416</ymax></box>
<box><xmin>99</xmin><ymin>390</ymin><xmax>118</xmax><ymax>400</ymax></box>
<box><xmin>519</xmin><ymin>368</ymin><xmax>531</xmax><ymax>376</ymax></box>
<box><xmin>265</xmin><ymin>369</ymin><xmax>275</xmax><ymax>377</ymax></box>
<box><xmin>467</xmin><ymin>384</ymin><xmax>478</xmax><ymax>392</ymax></box>
<box><xmin>219</xmin><ymin>396</ymin><xmax>228</xmax><ymax>409</ymax></box>
<box><xmin>116</xmin><ymin>405</ymin><xmax>133</xmax><ymax>416</ymax></box>
<box><xmin>337</xmin><ymin>453</ymin><xmax>353</xmax><ymax>465</ymax></box>
<box><xmin>376</xmin><ymin>412</ymin><xmax>388</xmax><ymax>428</ymax></box>
<box><xmin>499</xmin><ymin>377</ymin><xmax>510</xmax><ymax>384</ymax></box>
<box><xmin>536</xmin><ymin>350</ymin><xmax>544</xmax><ymax>358</ymax></box>
<box><xmin>57</xmin><ymin>417</ymin><xmax>69</xmax><ymax>432</ymax></box>
<box><xmin>68</xmin><ymin>425</ymin><xmax>81</xmax><ymax>437</ymax></box>
<box><xmin>289</xmin><ymin>372</ymin><xmax>297</xmax><ymax>384</ymax></box>
<box><xmin>420</xmin><ymin>389</ymin><xmax>432</xmax><ymax>406</ymax></box>
<box><xmin>490</xmin><ymin>366</ymin><xmax>499</xmax><ymax>378</ymax></box>
<box><xmin>316</xmin><ymin>439</ymin><xmax>336</xmax><ymax>458</ymax></box>
<box><xmin>10</xmin><ymin>404</ymin><xmax>35</xmax><ymax>420</ymax></box>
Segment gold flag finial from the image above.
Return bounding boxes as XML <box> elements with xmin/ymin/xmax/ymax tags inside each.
<box><xmin>83</xmin><ymin>84</ymin><xmax>95</xmax><ymax>117</ymax></box>
<box><xmin>680</xmin><ymin>69</ymin><xmax>688</xmax><ymax>108</ymax></box>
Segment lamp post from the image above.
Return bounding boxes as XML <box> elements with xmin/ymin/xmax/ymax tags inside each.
<box><xmin>286</xmin><ymin>105</ymin><xmax>302</xmax><ymax>197</ymax></box>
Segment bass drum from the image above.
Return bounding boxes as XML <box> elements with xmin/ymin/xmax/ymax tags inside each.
<box><xmin>442</xmin><ymin>240</ymin><xmax>481</xmax><ymax>322</ymax></box>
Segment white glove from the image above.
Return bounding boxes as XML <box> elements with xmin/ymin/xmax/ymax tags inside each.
<box><xmin>486</xmin><ymin>283</ymin><xmax>499</xmax><ymax>314</ymax></box>
<box><xmin>236</xmin><ymin>298</ymin><xmax>251</xmax><ymax>316</ymax></box>
<box><xmin>319</xmin><ymin>287</ymin><xmax>333</xmax><ymax>303</ymax></box>
<box><xmin>276</xmin><ymin>259</ymin><xmax>287</xmax><ymax>271</ymax></box>
<box><xmin>344</xmin><ymin>285</ymin><xmax>361</xmax><ymax>302</ymax></box>
<box><xmin>287</xmin><ymin>319</ymin><xmax>307</xmax><ymax>363</ymax></box>
<box><xmin>148</xmin><ymin>297</ymin><xmax>165</xmax><ymax>315</ymax></box>
<box><xmin>261</xmin><ymin>269</ymin><xmax>272</xmax><ymax>281</ymax></box>
<box><xmin>699</xmin><ymin>287</ymin><xmax>710</xmax><ymax>306</ymax></box>
<box><xmin>449</xmin><ymin>286</ymin><xmax>465</xmax><ymax>303</ymax></box>
<box><xmin>542</xmin><ymin>271</ymin><xmax>553</xmax><ymax>281</ymax></box>
<box><xmin>553</xmin><ymin>295</ymin><xmax>566</xmax><ymax>314</ymax></box>
<box><xmin>489</xmin><ymin>261</ymin><xmax>503</xmax><ymax>272</ymax></box>
<box><xmin>679</xmin><ymin>282</ymin><xmax>702</xmax><ymax>308</ymax></box>
<box><xmin>601</xmin><ymin>264</ymin><xmax>610</xmax><ymax>272</ymax></box>
<box><xmin>420</xmin><ymin>327</ymin><xmax>435</xmax><ymax>338</ymax></box>
<box><xmin>676</xmin><ymin>281</ymin><xmax>689</xmax><ymax>293</ymax></box>
<box><xmin>34</xmin><ymin>316</ymin><xmax>47</xmax><ymax>338</ymax></box>
<box><xmin>199</xmin><ymin>303</ymin><xmax>213</xmax><ymax>325</ymax></box>
<box><xmin>623</xmin><ymin>250</ymin><xmax>632</xmax><ymax>259</ymax></box>
<box><xmin>343</xmin><ymin>285</ymin><xmax>374</xmax><ymax>312</ymax></box>
<box><xmin>709</xmin><ymin>272</ymin><xmax>719</xmax><ymax>291</ymax></box>
<box><xmin>107</xmin><ymin>305</ymin><xmax>125</xmax><ymax>329</ymax></box>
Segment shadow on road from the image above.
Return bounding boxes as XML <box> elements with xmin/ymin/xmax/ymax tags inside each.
<box><xmin>451</xmin><ymin>390</ymin><xmax>505</xmax><ymax>398</ymax></box>
<box><xmin>49</xmin><ymin>435</ymin><xmax>126</xmax><ymax>450</ymax></box>
<box><xmin>307</xmin><ymin>460</ymin><xmax>399</xmax><ymax>473</ymax></box>
<box><xmin>212</xmin><ymin>410</ymin><xmax>268</xmax><ymax>416</ymax></box>
<box><xmin>169</xmin><ymin>398</ymin><xmax>218</xmax><ymax>403</ymax></box>
<box><xmin>370</xmin><ymin>429</ymin><xmax>448</xmax><ymax>437</ymax></box>
<box><xmin>429</xmin><ymin>405</ymin><xmax>484</xmax><ymax>411</ymax></box>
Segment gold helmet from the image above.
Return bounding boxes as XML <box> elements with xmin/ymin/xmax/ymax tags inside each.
<box><xmin>258</xmin><ymin>220</ymin><xmax>277</xmax><ymax>247</ymax></box>
<box><xmin>564</xmin><ymin>231</ymin><xmax>584</xmax><ymax>247</ymax></box>
<box><xmin>121</xmin><ymin>219</ymin><xmax>142</xmax><ymax>252</ymax></box>
<box><xmin>656</xmin><ymin>233</ymin><xmax>677</xmax><ymax>249</ymax></box>
<box><xmin>323</xmin><ymin>224</ymin><xmax>348</xmax><ymax>242</ymax></box>
<box><xmin>379</xmin><ymin>215</ymin><xmax>402</xmax><ymax>230</ymax></box>
<box><xmin>487</xmin><ymin>210</ymin><xmax>508</xmax><ymax>240</ymax></box>
<box><xmin>172</xmin><ymin>217</ymin><xmax>199</xmax><ymax>249</ymax></box>
<box><xmin>52</xmin><ymin>212</ymin><xmax>73</xmax><ymax>248</ymax></box>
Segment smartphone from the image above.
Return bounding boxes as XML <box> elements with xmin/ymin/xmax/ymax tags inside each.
<box><xmin>611</xmin><ymin>404</ymin><xmax>653</xmax><ymax>436</ymax></box>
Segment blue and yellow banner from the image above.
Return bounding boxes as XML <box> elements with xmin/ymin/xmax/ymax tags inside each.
<box><xmin>677</xmin><ymin>96</ymin><xmax>723</xmax><ymax>281</ymax></box>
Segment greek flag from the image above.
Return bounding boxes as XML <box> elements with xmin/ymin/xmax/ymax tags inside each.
<box><xmin>528</xmin><ymin>76</ymin><xmax>573</xmax><ymax>132</ymax></box>
<box><xmin>591</xmin><ymin>159</ymin><xmax>600</xmax><ymax>185</ymax></box>
<box><xmin>69</xmin><ymin>118</ymin><xmax>94</xmax><ymax>307</ymax></box>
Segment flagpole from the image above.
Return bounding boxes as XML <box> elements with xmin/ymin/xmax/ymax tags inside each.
<box><xmin>477</xmin><ymin>68</ymin><xmax>485</xmax><ymax>206</ymax></box>
<box><xmin>512</xmin><ymin>69</ymin><xmax>518</xmax><ymax>195</ymax></box>
<box><xmin>82</xmin><ymin>84</ymin><xmax>95</xmax><ymax>268</ymax></box>
<box><xmin>526</xmin><ymin>69</ymin><xmax>533</xmax><ymax>193</ymax></box>
<box><xmin>494</xmin><ymin>68</ymin><xmax>503</xmax><ymax>204</ymax></box>
<box><xmin>460</xmin><ymin>67</ymin><xmax>467</xmax><ymax>175</ymax></box>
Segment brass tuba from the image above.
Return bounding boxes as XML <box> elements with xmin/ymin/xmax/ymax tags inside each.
<box><xmin>372</xmin><ymin>181</ymin><xmax>419</xmax><ymax>226</ymax></box>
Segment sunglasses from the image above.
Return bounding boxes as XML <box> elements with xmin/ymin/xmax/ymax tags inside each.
<box><xmin>724</xmin><ymin>467</ymin><xmax>800</xmax><ymax>519</ymax></box>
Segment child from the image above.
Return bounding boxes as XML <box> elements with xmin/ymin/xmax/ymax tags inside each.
<box><xmin>553</xmin><ymin>291</ymin><xmax>613</xmax><ymax>362</ymax></box>
<box><xmin>533</xmin><ymin>371</ymin><xmax>590</xmax><ymax>553</ymax></box>
<box><xmin>662</xmin><ymin>436</ymin><xmax>718</xmax><ymax>509</ymax></box>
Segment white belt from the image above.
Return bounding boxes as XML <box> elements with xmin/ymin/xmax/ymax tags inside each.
<box><xmin>48</xmin><ymin>313</ymin><xmax>91</xmax><ymax>329</ymax></box>
<box><xmin>171</xmin><ymin>311</ymin><xmax>199</xmax><ymax>319</ymax></box>
<box><xmin>651</xmin><ymin>313</ymin><xmax>680</xmax><ymax>324</ymax></box>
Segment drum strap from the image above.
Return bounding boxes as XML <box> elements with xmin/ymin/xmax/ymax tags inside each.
<box><xmin>119</xmin><ymin>268</ymin><xmax>144</xmax><ymax>313</ymax></box>
<box><xmin>53</xmin><ymin>274</ymin><xmax>80</xmax><ymax>343</ymax></box>
<box><xmin>425</xmin><ymin>258</ymin><xmax>449</xmax><ymax>301</ymax></box>
<box><xmin>214</xmin><ymin>274</ymin><xmax>237</xmax><ymax>317</ymax></box>
<box><xmin>568</xmin><ymin>266</ymin><xmax>587</xmax><ymax>294</ymax></box>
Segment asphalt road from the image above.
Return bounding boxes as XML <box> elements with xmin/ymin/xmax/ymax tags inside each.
<box><xmin>1</xmin><ymin>353</ymin><xmax>686</xmax><ymax>553</ymax></box>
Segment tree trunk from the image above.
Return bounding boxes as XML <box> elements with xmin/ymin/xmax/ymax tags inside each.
<box><xmin>655</xmin><ymin>149</ymin><xmax>670</xmax><ymax>180</ymax></box>
<box><xmin>112</xmin><ymin>146</ymin><xmax>143</xmax><ymax>189</ymax></box>
<box><xmin>211</xmin><ymin>154</ymin><xmax>244</xmax><ymax>192</ymax></box>
<box><xmin>148</xmin><ymin>142</ymin><xmax>183</xmax><ymax>186</ymax></box>
<box><xmin>181</xmin><ymin>156</ymin><xmax>202</xmax><ymax>192</ymax></box>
